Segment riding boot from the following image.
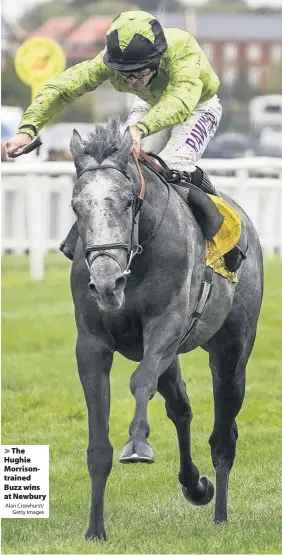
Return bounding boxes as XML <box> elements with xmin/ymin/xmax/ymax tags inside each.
<box><xmin>59</xmin><ymin>222</ymin><xmax>79</xmax><ymax>261</ymax></box>
<box><xmin>190</xmin><ymin>166</ymin><xmax>247</xmax><ymax>272</ymax></box>
<box><xmin>190</xmin><ymin>166</ymin><xmax>220</xmax><ymax>196</ymax></box>
<box><xmin>224</xmin><ymin>219</ymin><xmax>248</xmax><ymax>272</ymax></box>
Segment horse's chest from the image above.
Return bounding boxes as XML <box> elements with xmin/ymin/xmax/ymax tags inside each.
<box><xmin>105</xmin><ymin>313</ymin><xmax>144</xmax><ymax>362</ymax></box>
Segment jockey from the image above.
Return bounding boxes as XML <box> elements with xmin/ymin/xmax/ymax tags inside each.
<box><xmin>6</xmin><ymin>10</ymin><xmax>221</xmax><ymax>190</ymax></box>
<box><xmin>6</xmin><ymin>10</ymin><xmax>245</xmax><ymax>269</ymax></box>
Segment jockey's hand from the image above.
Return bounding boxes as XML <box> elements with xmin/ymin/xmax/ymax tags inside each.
<box><xmin>6</xmin><ymin>133</ymin><xmax>32</xmax><ymax>158</ymax></box>
<box><xmin>130</xmin><ymin>126</ymin><xmax>142</xmax><ymax>158</ymax></box>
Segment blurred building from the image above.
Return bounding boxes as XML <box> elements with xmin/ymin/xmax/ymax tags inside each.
<box><xmin>26</xmin><ymin>12</ymin><xmax>282</xmax><ymax>91</ymax></box>
<box><xmin>192</xmin><ymin>13</ymin><xmax>282</xmax><ymax>91</ymax></box>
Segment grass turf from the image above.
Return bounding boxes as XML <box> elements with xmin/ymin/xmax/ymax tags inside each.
<box><xmin>1</xmin><ymin>254</ymin><xmax>282</xmax><ymax>554</ymax></box>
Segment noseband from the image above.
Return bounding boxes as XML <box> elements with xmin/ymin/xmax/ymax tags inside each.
<box><xmin>77</xmin><ymin>151</ymin><xmax>146</xmax><ymax>276</ymax></box>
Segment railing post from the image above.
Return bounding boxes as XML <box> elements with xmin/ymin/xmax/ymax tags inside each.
<box><xmin>234</xmin><ymin>168</ymin><xmax>249</xmax><ymax>211</ymax></box>
<box><xmin>25</xmin><ymin>176</ymin><xmax>46</xmax><ymax>281</ymax></box>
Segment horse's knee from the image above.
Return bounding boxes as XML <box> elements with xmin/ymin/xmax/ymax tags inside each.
<box><xmin>130</xmin><ymin>370</ymin><xmax>158</xmax><ymax>399</ymax></box>
<box><xmin>165</xmin><ymin>402</ymin><xmax>193</xmax><ymax>425</ymax></box>
<box><xmin>163</xmin><ymin>379</ymin><xmax>192</xmax><ymax>424</ymax></box>
<box><xmin>209</xmin><ymin>424</ymin><xmax>238</xmax><ymax>468</ymax></box>
<box><xmin>87</xmin><ymin>444</ymin><xmax>113</xmax><ymax>476</ymax></box>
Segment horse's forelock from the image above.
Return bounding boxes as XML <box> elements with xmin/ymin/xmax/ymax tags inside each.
<box><xmin>82</xmin><ymin>116</ymin><xmax>124</xmax><ymax>165</ymax></box>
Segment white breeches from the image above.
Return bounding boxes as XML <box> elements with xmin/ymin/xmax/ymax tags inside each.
<box><xmin>126</xmin><ymin>94</ymin><xmax>222</xmax><ymax>172</ymax></box>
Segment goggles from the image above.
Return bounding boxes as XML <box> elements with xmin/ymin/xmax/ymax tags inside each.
<box><xmin>118</xmin><ymin>68</ymin><xmax>153</xmax><ymax>81</ymax></box>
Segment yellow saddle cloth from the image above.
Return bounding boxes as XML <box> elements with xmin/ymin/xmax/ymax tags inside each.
<box><xmin>206</xmin><ymin>195</ymin><xmax>241</xmax><ymax>283</ymax></box>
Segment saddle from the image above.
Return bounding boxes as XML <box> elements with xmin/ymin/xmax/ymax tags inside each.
<box><xmin>139</xmin><ymin>150</ymin><xmax>224</xmax><ymax>240</ymax></box>
<box><xmin>139</xmin><ymin>150</ymin><xmax>248</xmax><ymax>280</ymax></box>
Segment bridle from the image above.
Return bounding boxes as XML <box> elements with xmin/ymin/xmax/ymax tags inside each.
<box><xmin>77</xmin><ymin>151</ymin><xmax>147</xmax><ymax>276</ymax></box>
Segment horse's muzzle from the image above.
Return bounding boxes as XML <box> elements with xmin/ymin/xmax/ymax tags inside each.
<box><xmin>88</xmin><ymin>256</ymin><xmax>126</xmax><ymax>311</ymax></box>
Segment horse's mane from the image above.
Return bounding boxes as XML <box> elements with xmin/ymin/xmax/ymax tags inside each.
<box><xmin>82</xmin><ymin>116</ymin><xmax>123</xmax><ymax>164</ymax></box>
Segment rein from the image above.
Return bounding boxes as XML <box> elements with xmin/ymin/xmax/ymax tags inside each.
<box><xmin>77</xmin><ymin>150</ymin><xmax>168</xmax><ymax>276</ymax></box>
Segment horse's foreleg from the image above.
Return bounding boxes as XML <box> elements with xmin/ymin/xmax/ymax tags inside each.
<box><xmin>157</xmin><ymin>357</ymin><xmax>214</xmax><ymax>505</ymax></box>
<box><xmin>205</xmin><ymin>321</ymin><xmax>256</xmax><ymax>524</ymax></box>
<box><xmin>76</xmin><ymin>332</ymin><xmax>113</xmax><ymax>541</ymax></box>
<box><xmin>120</xmin><ymin>312</ymin><xmax>182</xmax><ymax>464</ymax></box>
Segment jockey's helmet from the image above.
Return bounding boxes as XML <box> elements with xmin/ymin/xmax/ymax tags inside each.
<box><xmin>103</xmin><ymin>11</ymin><xmax>167</xmax><ymax>72</ymax></box>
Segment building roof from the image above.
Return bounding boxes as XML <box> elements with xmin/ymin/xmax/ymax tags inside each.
<box><xmin>29</xmin><ymin>17</ymin><xmax>77</xmax><ymax>40</ymax></box>
<box><xmin>158</xmin><ymin>12</ymin><xmax>282</xmax><ymax>41</ymax></box>
<box><xmin>66</xmin><ymin>16</ymin><xmax>112</xmax><ymax>44</ymax></box>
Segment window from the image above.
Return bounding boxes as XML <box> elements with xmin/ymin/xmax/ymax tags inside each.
<box><xmin>202</xmin><ymin>43</ymin><xmax>214</xmax><ymax>62</ymax></box>
<box><xmin>223</xmin><ymin>43</ymin><xmax>238</xmax><ymax>62</ymax></box>
<box><xmin>270</xmin><ymin>44</ymin><xmax>282</xmax><ymax>64</ymax></box>
<box><xmin>247</xmin><ymin>43</ymin><xmax>262</xmax><ymax>62</ymax></box>
<box><xmin>222</xmin><ymin>67</ymin><xmax>238</xmax><ymax>86</ymax></box>
<box><xmin>248</xmin><ymin>67</ymin><xmax>262</xmax><ymax>87</ymax></box>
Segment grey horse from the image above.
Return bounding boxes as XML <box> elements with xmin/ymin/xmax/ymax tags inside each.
<box><xmin>69</xmin><ymin>117</ymin><xmax>263</xmax><ymax>541</ymax></box>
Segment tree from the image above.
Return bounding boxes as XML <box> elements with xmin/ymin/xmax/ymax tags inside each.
<box><xmin>261</xmin><ymin>65</ymin><xmax>282</xmax><ymax>95</ymax></box>
<box><xmin>232</xmin><ymin>70</ymin><xmax>255</xmax><ymax>103</ymax></box>
<box><xmin>1</xmin><ymin>58</ymin><xmax>30</xmax><ymax>109</ymax></box>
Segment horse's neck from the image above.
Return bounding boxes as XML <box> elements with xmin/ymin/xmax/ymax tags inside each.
<box><xmin>137</xmin><ymin>167</ymin><xmax>170</xmax><ymax>243</ymax></box>
<box><xmin>131</xmin><ymin>162</ymin><xmax>200</xmax><ymax>250</ymax></box>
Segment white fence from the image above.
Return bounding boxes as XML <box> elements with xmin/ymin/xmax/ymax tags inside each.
<box><xmin>2</xmin><ymin>157</ymin><xmax>282</xmax><ymax>280</ymax></box>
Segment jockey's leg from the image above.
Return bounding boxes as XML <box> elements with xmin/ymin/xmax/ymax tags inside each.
<box><xmin>158</xmin><ymin>94</ymin><xmax>222</xmax><ymax>191</ymax></box>
<box><xmin>157</xmin><ymin>96</ymin><xmax>247</xmax><ymax>271</ymax></box>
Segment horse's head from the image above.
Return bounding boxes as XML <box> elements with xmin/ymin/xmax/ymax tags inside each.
<box><xmin>70</xmin><ymin>116</ymin><xmax>139</xmax><ymax>312</ymax></box>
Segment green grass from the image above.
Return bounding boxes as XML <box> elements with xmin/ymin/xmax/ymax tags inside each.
<box><xmin>1</xmin><ymin>254</ymin><xmax>282</xmax><ymax>554</ymax></box>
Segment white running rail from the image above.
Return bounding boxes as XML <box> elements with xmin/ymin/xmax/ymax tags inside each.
<box><xmin>2</xmin><ymin>158</ymin><xmax>282</xmax><ymax>280</ymax></box>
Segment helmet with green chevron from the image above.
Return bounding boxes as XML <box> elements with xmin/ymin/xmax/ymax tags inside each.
<box><xmin>104</xmin><ymin>11</ymin><xmax>167</xmax><ymax>71</ymax></box>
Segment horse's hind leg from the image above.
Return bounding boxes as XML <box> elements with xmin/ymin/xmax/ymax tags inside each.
<box><xmin>205</xmin><ymin>318</ymin><xmax>257</xmax><ymax>523</ymax></box>
<box><xmin>157</xmin><ymin>357</ymin><xmax>214</xmax><ymax>505</ymax></box>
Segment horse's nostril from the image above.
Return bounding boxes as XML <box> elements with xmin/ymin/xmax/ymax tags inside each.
<box><xmin>89</xmin><ymin>276</ymin><xmax>125</xmax><ymax>298</ymax></box>
<box><xmin>89</xmin><ymin>281</ymin><xmax>97</xmax><ymax>295</ymax></box>
<box><xmin>115</xmin><ymin>276</ymin><xmax>126</xmax><ymax>293</ymax></box>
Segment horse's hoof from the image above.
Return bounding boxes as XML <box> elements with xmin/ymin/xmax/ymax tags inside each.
<box><xmin>119</xmin><ymin>440</ymin><xmax>154</xmax><ymax>463</ymax></box>
<box><xmin>85</xmin><ymin>529</ymin><xmax>106</xmax><ymax>542</ymax></box>
<box><xmin>182</xmin><ymin>475</ymin><xmax>214</xmax><ymax>506</ymax></box>
<box><xmin>214</xmin><ymin>518</ymin><xmax>228</xmax><ymax>525</ymax></box>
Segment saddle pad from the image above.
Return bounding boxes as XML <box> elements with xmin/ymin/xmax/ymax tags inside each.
<box><xmin>206</xmin><ymin>195</ymin><xmax>241</xmax><ymax>283</ymax></box>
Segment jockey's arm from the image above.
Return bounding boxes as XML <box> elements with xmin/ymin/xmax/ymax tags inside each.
<box><xmin>17</xmin><ymin>51</ymin><xmax>112</xmax><ymax>140</ymax></box>
<box><xmin>135</xmin><ymin>50</ymin><xmax>204</xmax><ymax>138</ymax></box>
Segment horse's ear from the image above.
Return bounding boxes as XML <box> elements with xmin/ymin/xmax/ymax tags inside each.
<box><xmin>70</xmin><ymin>129</ymin><xmax>84</xmax><ymax>158</ymax></box>
<box><xmin>118</xmin><ymin>127</ymin><xmax>133</xmax><ymax>166</ymax></box>
<box><xmin>121</xmin><ymin>127</ymin><xmax>133</xmax><ymax>149</ymax></box>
